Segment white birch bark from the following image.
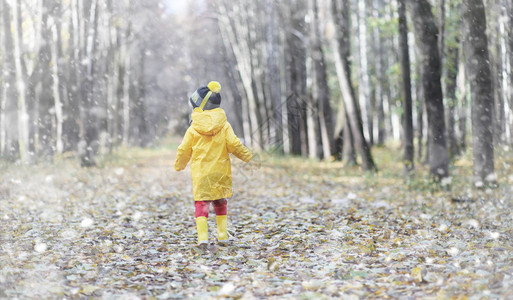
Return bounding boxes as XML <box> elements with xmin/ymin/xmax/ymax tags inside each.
<box><xmin>357</xmin><ymin>0</ymin><xmax>371</xmax><ymax>142</ymax></box>
<box><xmin>51</xmin><ymin>21</ymin><xmax>63</xmax><ymax>154</ymax></box>
<box><xmin>305</xmin><ymin>55</ymin><xmax>317</xmax><ymax>159</ymax></box>
<box><xmin>122</xmin><ymin>49</ymin><xmax>130</xmax><ymax>146</ymax></box>
<box><xmin>0</xmin><ymin>0</ymin><xmax>6</xmax><ymax>156</ymax></box>
<box><xmin>12</xmin><ymin>0</ymin><xmax>29</xmax><ymax>163</ymax></box>
<box><xmin>218</xmin><ymin>1</ymin><xmax>261</xmax><ymax>149</ymax></box>
<box><xmin>328</xmin><ymin>0</ymin><xmax>376</xmax><ymax>170</ymax></box>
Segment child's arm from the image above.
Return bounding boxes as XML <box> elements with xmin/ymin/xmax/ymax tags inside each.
<box><xmin>226</xmin><ymin>123</ymin><xmax>252</xmax><ymax>162</ymax></box>
<box><xmin>174</xmin><ymin>128</ymin><xmax>193</xmax><ymax>171</ymax></box>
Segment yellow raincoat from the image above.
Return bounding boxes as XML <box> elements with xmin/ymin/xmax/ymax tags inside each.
<box><xmin>175</xmin><ymin>107</ymin><xmax>252</xmax><ymax>201</ymax></box>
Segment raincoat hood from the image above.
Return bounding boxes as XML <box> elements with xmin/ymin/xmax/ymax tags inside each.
<box><xmin>175</xmin><ymin>106</ymin><xmax>252</xmax><ymax>201</ymax></box>
<box><xmin>191</xmin><ymin>107</ymin><xmax>227</xmax><ymax>136</ymax></box>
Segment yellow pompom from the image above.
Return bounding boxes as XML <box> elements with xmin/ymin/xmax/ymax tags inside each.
<box><xmin>207</xmin><ymin>81</ymin><xmax>221</xmax><ymax>93</ymax></box>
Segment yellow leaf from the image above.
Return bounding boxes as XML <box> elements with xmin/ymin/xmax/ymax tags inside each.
<box><xmin>411</xmin><ymin>266</ymin><xmax>424</xmax><ymax>283</ymax></box>
<box><xmin>81</xmin><ymin>285</ymin><xmax>99</xmax><ymax>295</ymax></box>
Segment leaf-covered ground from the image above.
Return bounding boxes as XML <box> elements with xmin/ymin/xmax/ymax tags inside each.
<box><xmin>1</xmin><ymin>142</ymin><xmax>513</xmax><ymax>299</ymax></box>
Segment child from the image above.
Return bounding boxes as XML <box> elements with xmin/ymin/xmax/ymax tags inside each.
<box><xmin>174</xmin><ymin>81</ymin><xmax>252</xmax><ymax>247</ymax></box>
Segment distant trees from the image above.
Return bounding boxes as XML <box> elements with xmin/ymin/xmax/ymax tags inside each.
<box><xmin>0</xmin><ymin>0</ymin><xmax>176</xmax><ymax>166</ymax></box>
<box><xmin>213</xmin><ymin>0</ymin><xmax>509</xmax><ymax>184</ymax></box>
<box><xmin>308</xmin><ymin>0</ymin><xmax>335</xmax><ymax>160</ymax></box>
<box><xmin>329</xmin><ymin>0</ymin><xmax>376</xmax><ymax>171</ymax></box>
<box><xmin>215</xmin><ymin>0</ymin><xmax>377</xmax><ymax>169</ymax></box>
<box><xmin>0</xmin><ymin>0</ymin><xmax>511</xmax><ymax>187</ymax></box>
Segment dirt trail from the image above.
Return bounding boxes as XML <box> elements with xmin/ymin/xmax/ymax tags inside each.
<box><xmin>1</xmin><ymin>149</ymin><xmax>512</xmax><ymax>298</ymax></box>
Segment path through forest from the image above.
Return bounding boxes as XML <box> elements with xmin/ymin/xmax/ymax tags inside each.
<box><xmin>1</xmin><ymin>145</ymin><xmax>513</xmax><ymax>298</ymax></box>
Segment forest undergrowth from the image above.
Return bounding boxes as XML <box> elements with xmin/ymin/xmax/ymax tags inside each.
<box><xmin>1</xmin><ymin>139</ymin><xmax>513</xmax><ymax>299</ymax></box>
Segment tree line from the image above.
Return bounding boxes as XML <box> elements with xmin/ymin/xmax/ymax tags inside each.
<box><xmin>0</xmin><ymin>0</ymin><xmax>178</xmax><ymax>166</ymax></box>
<box><xmin>198</xmin><ymin>0</ymin><xmax>510</xmax><ymax>186</ymax></box>
<box><xmin>1</xmin><ymin>0</ymin><xmax>512</xmax><ymax>187</ymax></box>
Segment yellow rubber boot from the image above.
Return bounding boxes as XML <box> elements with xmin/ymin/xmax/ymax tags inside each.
<box><xmin>216</xmin><ymin>215</ymin><xmax>229</xmax><ymax>243</ymax></box>
<box><xmin>196</xmin><ymin>217</ymin><xmax>208</xmax><ymax>245</ymax></box>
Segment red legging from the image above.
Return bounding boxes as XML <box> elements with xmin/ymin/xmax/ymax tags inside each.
<box><xmin>195</xmin><ymin>198</ymin><xmax>227</xmax><ymax>218</ymax></box>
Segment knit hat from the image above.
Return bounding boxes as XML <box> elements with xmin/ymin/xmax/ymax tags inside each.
<box><xmin>189</xmin><ymin>81</ymin><xmax>222</xmax><ymax>111</ymax></box>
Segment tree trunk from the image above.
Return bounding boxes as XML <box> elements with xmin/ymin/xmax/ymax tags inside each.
<box><xmin>105</xmin><ymin>0</ymin><xmax>116</xmax><ymax>152</ymax></box>
<box><xmin>218</xmin><ymin>14</ymin><xmax>251</xmax><ymax>144</ymax></box>
<box><xmin>438</xmin><ymin>0</ymin><xmax>446</xmax><ymax>58</ymax></box>
<box><xmin>12</xmin><ymin>0</ymin><xmax>30</xmax><ymax>163</ymax></box>
<box><xmin>283</xmin><ymin>0</ymin><xmax>307</xmax><ymax>156</ymax></box>
<box><xmin>38</xmin><ymin>0</ymin><xmax>54</xmax><ymax>158</ymax></box>
<box><xmin>309</xmin><ymin>0</ymin><xmax>334</xmax><ymax>160</ymax></box>
<box><xmin>72</xmin><ymin>0</ymin><xmax>84</xmax><ymax>155</ymax></box>
<box><xmin>342</xmin><ymin>112</ymin><xmax>357</xmax><ymax>165</ymax></box>
<box><xmin>407</xmin><ymin>0</ymin><xmax>449</xmax><ymax>181</ymax></box>
<box><xmin>305</xmin><ymin>52</ymin><xmax>317</xmax><ymax>159</ymax></box>
<box><xmin>51</xmin><ymin>19</ymin><xmax>63</xmax><ymax>154</ymax></box>
<box><xmin>498</xmin><ymin>0</ymin><xmax>507</xmax><ymax>145</ymax></box>
<box><xmin>135</xmin><ymin>50</ymin><xmax>149</xmax><ymax>147</ymax></box>
<box><xmin>445</xmin><ymin>45</ymin><xmax>459</xmax><ymax>158</ymax></box>
<box><xmin>386</xmin><ymin>0</ymin><xmax>399</xmax><ymax>142</ymax></box>
<box><xmin>247</xmin><ymin>1</ymin><xmax>267</xmax><ymax>150</ymax></box>
<box><xmin>444</xmin><ymin>1</ymin><xmax>461</xmax><ymax>158</ymax></box>
<box><xmin>510</xmin><ymin>0</ymin><xmax>513</xmax><ymax>145</ymax></box>
<box><xmin>330</xmin><ymin>0</ymin><xmax>377</xmax><ymax>171</ymax></box>
<box><xmin>456</xmin><ymin>59</ymin><xmax>468</xmax><ymax>152</ymax></box>
<box><xmin>367</xmin><ymin>0</ymin><xmax>378</xmax><ymax>145</ymax></box>
<box><xmin>65</xmin><ymin>0</ymin><xmax>82</xmax><ymax>152</ymax></box>
<box><xmin>398</xmin><ymin>0</ymin><xmax>414</xmax><ymax>175</ymax></box>
<box><xmin>52</xmin><ymin>0</ymin><xmax>65</xmax><ymax>154</ymax></box>
<box><xmin>217</xmin><ymin>0</ymin><xmax>262</xmax><ymax>149</ymax></box>
<box><xmin>24</xmin><ymin>3</ymin><xmax>39</xmax><ymax>156</ymax></box>
<box><xmin>415</xmin><ymin>53</ymin><xmax>424</xmax><ymax>161</ymax></box>
<box><xmin>0</xmin><ymin>0</ymin><xmax>4</xmax><ymax>156</ymax></box>
<box><xmin>266</xmin><ymin>0</ymin><xmax>283</xmax><ymax>152</ymax></box>
<box><xmin>122</xmin><ymin>38</ymin><xmax>131</xmax><ymax>146</ymax></box>
<box><xmin>376</xmin><ymin>0</ymin><xmax>387</xmax><ymax>146</ymax></box>
<box><xmin>0</xmin><ymin>0</ymin><xmax>17</xmax><ymax>158</ymax></box>
<box><xmin>462</xmin><ymin>0</ymin><xmax>496</xmax><ymax>186</ymax></box>
<box><xmin>357</xmin><ymin>0</ymin><xmax>372</xmax><ymax>144</ymax></box>
<box><xmin>488</xmin><ymin>0</ymin><xmax>505</xmax><ymax>145</ymax></box>
<box><xmin>79</xmin><ymin>0</ymin><xmax>100</xmax><ymax>166</ymax></box>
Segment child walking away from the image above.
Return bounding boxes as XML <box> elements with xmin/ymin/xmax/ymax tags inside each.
<box><xmin>174</xmin><ymin>81</ymin><xmax>252</xmax><ymax>248</ymax></box>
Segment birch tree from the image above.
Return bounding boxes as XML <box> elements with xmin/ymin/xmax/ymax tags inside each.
<box><xmin>308</xmin><ymin>0</ymin><xmax>334</xmax><ymax>160</ymax></box>
<box><xmin>12</xmin><ymin>0</ymin><xmax>30</xmax><ymax>163</ymax></box>
<box><xmin>0</xmin><ymin>0</ymin><xmax>17</xmax><ymax>158</ymax></box>
<box><xmin>510</xmin><ymin>0</ymin><xmax>513</xmax><ymax>143</ymax></box>
<box><xmin>357</xmin><ymin>0</ymin><xmax>372</xmax><ymax>144</ymax></box>
<box><xmin>329</xmin><ymin>0</ymin><xmax>377</xmax><ymax>171</ymax></box>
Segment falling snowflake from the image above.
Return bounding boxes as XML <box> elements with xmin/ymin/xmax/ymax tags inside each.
<box><xmin>447</xmin><ymin>247</ymin><xmax>459</xmax><ymax>256</ymax></box>
<box><xmin>489</xmin><ymin>232</ymin><xmax>500</xmax><ymax>239</ymax></box>
<box><xmin>34</xmin><ymin>243</ymin><xmax>47</xmax><ymax>253</ymax></box>
<box><xmin>80</xmin><ymin>218</ymin><xmax>94</xmax><ymax>228</ymax></box>
<box><xmin>133</xmin><ymin>211</ymin><xmax>142</xmax><ymax>221</ymax></box>
<box><xmin>115</xmin><ymin>168</ymin><xmax>125</xmax><ymax>176</ymax></box>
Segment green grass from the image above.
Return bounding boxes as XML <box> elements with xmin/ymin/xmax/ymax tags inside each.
<box><xmin>3</xmin><ymin>135</ymin><xmax>512</xmax><ymax>195</ymax></box>
<box><xmin>239</xmin><ymin>139</ymin><xmax>512</xmax><ymax>195</ymax></box>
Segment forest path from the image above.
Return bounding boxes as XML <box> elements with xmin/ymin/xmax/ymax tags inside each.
<box><xmin>1</xmin><ymin>146</ymin><xmax>513</xmax><ymax>298</ymax></box>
